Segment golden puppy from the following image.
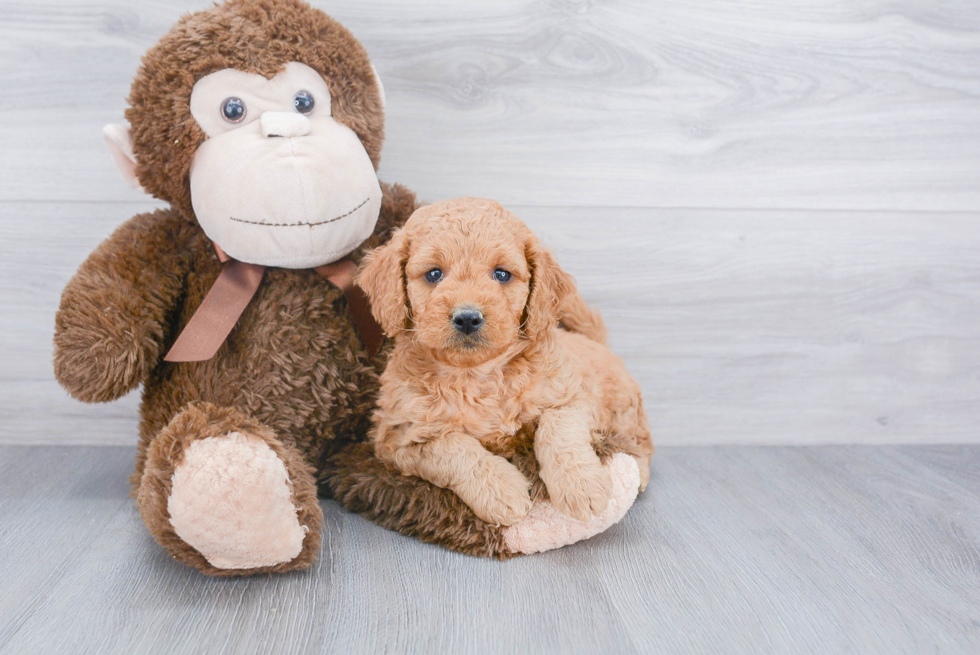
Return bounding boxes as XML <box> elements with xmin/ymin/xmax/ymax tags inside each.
<box><xmin>357</xmin><ymin>198</ymin><xmax>652</xmax><ymax>526</ymax></box>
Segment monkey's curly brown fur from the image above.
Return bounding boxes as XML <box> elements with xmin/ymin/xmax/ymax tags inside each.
<box><xmin>55</xmin><ymin>180</ymin><xmax>424</xmax><ymax>574</ymax></box>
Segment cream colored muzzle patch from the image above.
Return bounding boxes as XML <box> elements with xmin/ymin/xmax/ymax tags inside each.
<box><xmin>188</xmin><ymin>63</ymin><xmax>382</xmax><ymax>269</ymax></box>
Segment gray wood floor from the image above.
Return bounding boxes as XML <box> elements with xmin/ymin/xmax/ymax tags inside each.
<box><xmin>1</xmin><ymin>445</ymin><xmax>977</xmax><ymax>654</ymax></box>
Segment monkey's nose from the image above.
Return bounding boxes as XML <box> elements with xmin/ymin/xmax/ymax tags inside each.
<box><xmin>452</xmin><ymin>308</ymin><xmax>485</xmax><ymax>335</ymax></box>
<box><xmin>260</xmin><ymin>112</ymin><xmax>311</xmax><ymax>138</ymax></box>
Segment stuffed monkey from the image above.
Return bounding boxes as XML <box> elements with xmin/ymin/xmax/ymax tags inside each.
<box><xmin>53</xmin><ymin>0</ymin><xmax>643</xmax><ymax>576</ymax></box>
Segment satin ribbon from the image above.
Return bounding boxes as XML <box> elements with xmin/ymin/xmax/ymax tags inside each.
<box><xmin>164</xmin><ymin>243</ymin><xmax>384</xmax><ymax>362</ymax></box>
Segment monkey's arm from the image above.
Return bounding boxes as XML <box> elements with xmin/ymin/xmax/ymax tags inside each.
<box><xmin>54</xmin><ymin>209</ymin><xmax>194</xmax><ymax>403</ymax></box>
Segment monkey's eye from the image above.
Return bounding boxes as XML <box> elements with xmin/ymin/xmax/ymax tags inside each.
<box><xmin>492</xmin><ymin>269</ymin><xmax>512</xmax><ymax>283</ymax></box>
<box><xmin>425</xmin><ymin>268</ymin><xmax>443</xmax><ymax>283</ymax></box>
<box><xmin>220</xmin><ymin>97</ymin><xmax>246</xmax><ymax>123</ymax></box>
<box><xmin>293</xmin><ymin>90</ymin><xmax>315</xmax><ymax>115</ymax></box>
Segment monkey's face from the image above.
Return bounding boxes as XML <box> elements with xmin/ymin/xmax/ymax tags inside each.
<box><xmin>188</xmin><ymin>62</ymin><xmax>382</xmax><ymax>268</ymax></box>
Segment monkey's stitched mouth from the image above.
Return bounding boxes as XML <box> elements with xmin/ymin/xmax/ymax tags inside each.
<box><xmin>229</xmin><ymin>197</ymin><xmax>370</xmax><ymax>227</ymax></box>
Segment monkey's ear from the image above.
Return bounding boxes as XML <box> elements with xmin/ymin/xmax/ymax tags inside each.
<box><xmin>370</xmin><ymin>65</ymin><xmax>386</xmax><ymax>111</ymax></box>
<box><xmin>355</xmin><ymin>228</ymin><xmax>410</xmax><ymax>337</ymax></box>
<box><xmin>102</xmin><ymin>124</ymin><xmax>145</xmax><ymax>193</ymax></box>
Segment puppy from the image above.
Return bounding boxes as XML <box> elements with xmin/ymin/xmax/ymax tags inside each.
<box><xmin>357</xmin><ymin>198</ymin><xmax>652</xmax><ymax>526</ymax></box>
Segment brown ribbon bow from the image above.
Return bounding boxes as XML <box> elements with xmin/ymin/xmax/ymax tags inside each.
<box><xmin>164</xmin><ymin>244</ymin><xmax>384</xmax><ymax>363</ymax></box>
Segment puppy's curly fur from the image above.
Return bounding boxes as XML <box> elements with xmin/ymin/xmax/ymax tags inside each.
<box><xmin>357</xmin><ymin>198</ymin><xmax>653</xmax><ymax>526</ymax></box>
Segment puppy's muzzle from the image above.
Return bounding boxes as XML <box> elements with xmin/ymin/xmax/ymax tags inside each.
<box><xmin>452</xmin><ymin>308</ymin><xmax>484</xmax><ymax>336</ymax></box>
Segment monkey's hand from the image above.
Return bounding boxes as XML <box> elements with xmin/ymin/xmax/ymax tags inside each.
<box><xmin>54</xmin><ymin>209</ymin><xmax>193</xmax><ymax>403</ymax></box>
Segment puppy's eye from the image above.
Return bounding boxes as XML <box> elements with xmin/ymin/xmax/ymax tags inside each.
<box><xmin>425</xmin><ymin>268</ymin><xmax>443</xmax><ymax>283</ymax></box>
<box><xmin>492</xmin><ymin>269</ymin><xmax>512</xmax><ymax>283</ymax></box>
<box><xmin>293</xmin><ymin>90</ymin><xmax>315</xmax><ymax>115</ymax></box>
<box><xmin>221</xmin><ymin>97</ymin><xmax>246</xmax><ymax>123</ymax></box>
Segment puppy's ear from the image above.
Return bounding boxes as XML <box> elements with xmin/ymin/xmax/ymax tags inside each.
<box><xmin>522</xmin><ymin>233</ymin><xmax>575</xmax><ymax>340</ymax></box>
<box><xmin>356</xmin><ymin>228</ymin><xmax>411</xmax><ymax>336</ymax></box>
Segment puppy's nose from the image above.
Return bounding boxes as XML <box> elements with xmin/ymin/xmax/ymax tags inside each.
<box><xmin>452</xmin><ymin>309</ymin><xmax>484</xmax><ymax>335</ymax></box>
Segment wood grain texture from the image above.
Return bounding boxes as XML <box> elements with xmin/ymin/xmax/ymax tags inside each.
<box><xmin>5</xmin><ymin>201</ymin><xmax>979</xmax><ymax>446</ymax></box>
<box><xmin>0</xmin><ymin>0</ymin><xmax>978</xmax><ymax>209</ymax></box>
<box><xmin>2</xmin><ymin>0</ymin><xmax>979</xmax><ymax>446</ymax></box>
<box><xmin>0</xmin><ymin>444</ymin><xmax>977</xmax><ymax>654</ymax></box>
<box><xmin>523</xmin><ymin>205</ymin><xmax>980</xmax><ymax>446</ymax></box>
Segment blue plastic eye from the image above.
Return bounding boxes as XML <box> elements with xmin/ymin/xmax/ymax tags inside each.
<box><xmin>293</xmin><ymin>90</ymin><xmax>315</xmax><ymax>115</ymax></box>
<box><xmin>493</xmin><ymin>269</ymin><xmax>512</xmax><ymax>283</ymax></box>
<box><xmin>425</xmin><ymin>269</ymin><xmax>443</xmax><ymax>283</ymax></box>
<box><xmin>221</xmin><ymin>97</ymin><xmax>246</xmax><ymax>123</ymax></box>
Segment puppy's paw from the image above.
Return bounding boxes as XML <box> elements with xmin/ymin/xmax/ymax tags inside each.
<box><xmin>546</xmin><ymin>460</ymin><xmax>613</xmax><ymax>522</ymax></box>
<box><xmin>477</xmin><ymin>485</ymin><xmax>533</xmax><ymax>527</ymax></box>
<box><xmin>458</xmin><ymin>459</ymin><xmax>532</xmax><ymax>527</ymax></box>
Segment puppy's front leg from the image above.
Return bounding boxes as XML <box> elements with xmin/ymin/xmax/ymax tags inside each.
<box><xmin>390</xmin><ymin>434</ymin><xmax>532</xmax><ymax>526</ymax></box>
<box><xmin>535</xmin><ymin>406</ymin><xmax>612</xmax><ymax>522</ymax></box>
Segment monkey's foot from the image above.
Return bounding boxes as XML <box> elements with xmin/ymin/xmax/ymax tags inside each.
<box><xmin>502</xmin><ymin>453</ymin><xmax>640</xmax><ymax>554</ymax></box>
<box><xmin>167</xmin><ymin>431</ymin><xmax>309</xmax><ymax>569</ymax></box>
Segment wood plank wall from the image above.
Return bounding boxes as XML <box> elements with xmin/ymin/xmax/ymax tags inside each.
<box><xmin>2</xmin><ymin>0</ymin><xmax>979</xmax><ymax>445</ymax></box>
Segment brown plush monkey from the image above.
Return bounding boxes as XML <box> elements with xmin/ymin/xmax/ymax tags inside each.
<box><xmin>54</xmin><ymin>0</ymin><xmax>639</xmax><ymax>576</ymax></box>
